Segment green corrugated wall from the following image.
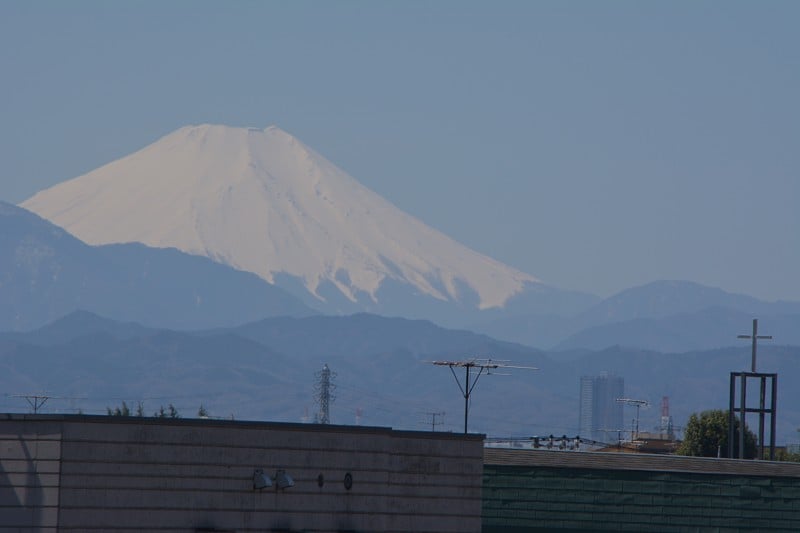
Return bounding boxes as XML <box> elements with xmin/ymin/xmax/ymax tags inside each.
<box><xmin>483</xmin><ymin>465</ymin><xmax>800</xmax><ymax>532</ymax></box>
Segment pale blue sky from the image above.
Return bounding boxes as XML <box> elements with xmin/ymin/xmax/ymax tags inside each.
<box><xmin>1</xmin><ymin>1</ymin><xmax>798</xmax><ymax>301</ymax></box>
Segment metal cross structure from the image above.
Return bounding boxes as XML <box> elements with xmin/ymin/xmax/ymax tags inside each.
<box><xmin>729</xmin><ymin>318</ymin><xmax>776</xmax><ymax>460</ymax></box>
<box><xmin>431</xmin><ymin>358</ymin><xmax>538</xmax><ymax>434</ymax></box>
<box><xmin>737</xmin><ymin>318</ymin><xmax>772</xmax><ymax>373</ymax></box>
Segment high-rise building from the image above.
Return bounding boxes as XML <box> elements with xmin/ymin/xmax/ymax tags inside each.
<box><xmin>579</xmin><ymin>373</ymin><xmax>624</xmax><ymax>443</ymax></box>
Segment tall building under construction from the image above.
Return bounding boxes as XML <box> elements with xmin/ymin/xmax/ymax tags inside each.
<box><xmin>579</xmin><ymin>373</ymin><xmax>624</xmax><ymax>443</ymax></box>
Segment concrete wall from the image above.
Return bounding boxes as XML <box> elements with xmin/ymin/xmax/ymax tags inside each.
<box><xmin>0</xmin><ymin>419</ymin><xmax>61</xmax><ymax>533</ymax></box>
<box><xmin>483</xmin><ymin>448</ymin><xmax>800</xmax><ymax>532</ymax></box>
<box><xmin>1</xmin><ymin>415</ymin><xmax>484</xmax><ymax>532</ymax></box>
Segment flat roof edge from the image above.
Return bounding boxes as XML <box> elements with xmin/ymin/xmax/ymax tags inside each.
<box><xmin>484</xmin><ymin>448</ymin><xmax>800</xmax><ymax>478</ymax></box>
<box><xmin>0</xmin><ymin>413</ymin><xmax>483</xmax><ymax>440</ymax></box>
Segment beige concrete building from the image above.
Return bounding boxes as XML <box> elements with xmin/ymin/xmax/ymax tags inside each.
<box><xmin>0</xmin><ymin>414</ymin><xmax>483</xmax><ymax>532</ymax></box>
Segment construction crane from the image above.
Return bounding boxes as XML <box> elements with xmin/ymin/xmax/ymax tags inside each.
<box><xmin>431</xmin><ymin>358</ymin><xmax>538</xmax><ymax>434</ymax></box>
<box><xmin>616</xmin><ymin>398</ymin><xmax>649</xmax><ymax>440</ymax></box>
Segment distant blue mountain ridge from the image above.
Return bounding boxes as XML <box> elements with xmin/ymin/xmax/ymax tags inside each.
<box><xmin>0</xmin><ymin>201</ymin><xmax>315</xmax><ymax>331</ymax></box>
<box><xmin>2</xmin><ymin>310</ymin><xmax>799</xmax><ymax>443</ymax></box>
<box><xmin>472</xmin><ymin>280</ymin><xmax>800</xmax><ymax>352</ymax></box>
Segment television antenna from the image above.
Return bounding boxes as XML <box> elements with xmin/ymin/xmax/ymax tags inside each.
<box><xmin>421</xmin><ymin>411</ymin><xmax>445</xmax><ymax>432</ymax></box>
<box><xmin>616</xmin><ymin>398</ymin><xmax>649</xmax><ymax>440</ymax></box>
<box><xmin>431</xmin><ymin>358</ymin><xmax>538</xmax><ymax>434</ymax></box>
<box><xmin>11</xmin><ymin>393</ymin><xmax>87</xmax><ymax>414</ymax></box>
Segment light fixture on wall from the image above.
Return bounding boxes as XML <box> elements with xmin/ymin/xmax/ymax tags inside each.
<box><xmin>252</xmin><ymin>468</ymin><xmax>294</xmax><ymax>491</ymax></box>
<box><xmin>274</xmin><ymin>469</ymin><xmax>295</xmax><ymax>490</ymax></box>
<box><xmin>253</xmin><ymin>469</ymin><xmax>273</xmax><ymax>490</ymax></box>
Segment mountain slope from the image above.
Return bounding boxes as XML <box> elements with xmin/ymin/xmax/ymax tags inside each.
<box><xmin>554</xmin><ymin>307</ymin><xmax>800</xmax><ymax>352</ymax></box>
<box><xmin>0</xmin><ymin>328</ymin><xmax>302</xmax><ymax>419</ymax></box>
<box><xmin>21</xmin><ymin>124</ymin><xmax>550</xmax><ymax>322</ymax></box>
<box><xmin>578</xmin><ymin>280</ymin><xmax>800</xmax><ymax>324</ymax></box>
<box><xmin>0</xmin><ymin>202</ymin><xmax>313</xmax><ymax>331</ymax></box>
<box><xmin>474</xmin><ymin>280</ymin><xmax>800</xmax><ymax>351</ymax></box>
<box><xmin>228</xmin><ymin>313</ymin><xmax>550</xmax><ymax>367</ymax></box>
<box><xmin>6</xmin><ymin>310</ymin><xmax>151</xmax><ymax>345</ymax></box>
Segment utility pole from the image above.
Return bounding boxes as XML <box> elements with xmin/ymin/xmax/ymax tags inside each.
<box><xmin>431</xmin><ymin>358</ymin><xmax>537</xmax><ymax>434</ymax></box>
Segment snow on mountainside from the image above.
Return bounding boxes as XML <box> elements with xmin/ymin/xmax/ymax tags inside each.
<box><xmin>22</xmin><ymin>124</ymin><xmax>540</xmax><ymax>312</ymax></box>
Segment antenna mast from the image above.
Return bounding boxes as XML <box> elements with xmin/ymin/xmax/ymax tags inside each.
<box><xmin>423</xmin><ymin>411</ymin><xmax>445</xmax><ymax>432</ymax></box>
<box><xmin>616</xmin><ymin>398</ymin><xmax>649</xmax><ymax>440</ymax></box>
<box><xmin>431</xmin><ymin>358</ymin><xmax>537</xmax><ymax>434</ymax></box>
<box><xmin>15</xmin><ymin>394</ymin><xmax>51</xmax><ymax>414</ymax></box>
<box><xmin>12</xmin><ymin>393</ymin><xmax>86</xmax><ymax>414</ymax></box>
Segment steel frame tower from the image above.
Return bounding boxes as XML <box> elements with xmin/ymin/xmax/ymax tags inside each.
<box><xmin>314</xmin><ymin>364</ymin><xmax>336</xmax><ymax>425</ymax></box>
<box><xmin>729</xmin><ymin>319</ymin><xmax>776</xmax><ymax>460</ymax></box>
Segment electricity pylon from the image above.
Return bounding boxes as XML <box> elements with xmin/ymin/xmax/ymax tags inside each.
<box><xmin>314</xmin><ymin>364</ymin><xmax>336</xmax><ymax>424</ymax></box>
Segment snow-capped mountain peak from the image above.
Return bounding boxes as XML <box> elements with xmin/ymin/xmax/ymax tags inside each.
<box><xmin>22</xmin><ymin>124</ymin><xmax>540</xmax><ymax>312</ymax></box>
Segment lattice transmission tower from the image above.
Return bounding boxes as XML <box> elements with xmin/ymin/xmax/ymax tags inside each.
<box><xmin>314</xmin><ymin>364</ymin><xmax>336</xmax><ymax>424</ymax></box>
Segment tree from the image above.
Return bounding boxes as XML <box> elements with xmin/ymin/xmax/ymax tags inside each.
<box><xmin>154</xmin><ymin>404</ymin><xmax>180</xmax><ymax>418</ymax></box>
<box><xmin>677</xmin><ymin>409</ymin><xmax>757</xmax><ymax>459</ymax></box>
<box><xmin>107</xmin><ymin>401</ymin><xmax>131</xmax><ymax>417</ymax></box>
<box><xmin>107</xmin><ymin>401</ymin><xmax>146</xmax><ymax>417</ymax></box>
<box><xmin>774</xmin><ymin>448</ymin><xmax>800</xmax><ymax>462</ymax></box>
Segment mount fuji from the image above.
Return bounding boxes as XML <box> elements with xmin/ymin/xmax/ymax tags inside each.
<box><xmin>22</xmin><ymin>124</ymin><xmax>595</xmax><ymax>324</ymax></box>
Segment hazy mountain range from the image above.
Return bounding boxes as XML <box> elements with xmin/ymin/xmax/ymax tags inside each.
<box><xmin>2</xmin><ymin>310</ymin><xmax>799</xmax><ymax>443</ymax></box>
<box><xmin>474</xmin><ymin>280</ymin><xmax>800</xmax><ymax>351</ymax></box>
